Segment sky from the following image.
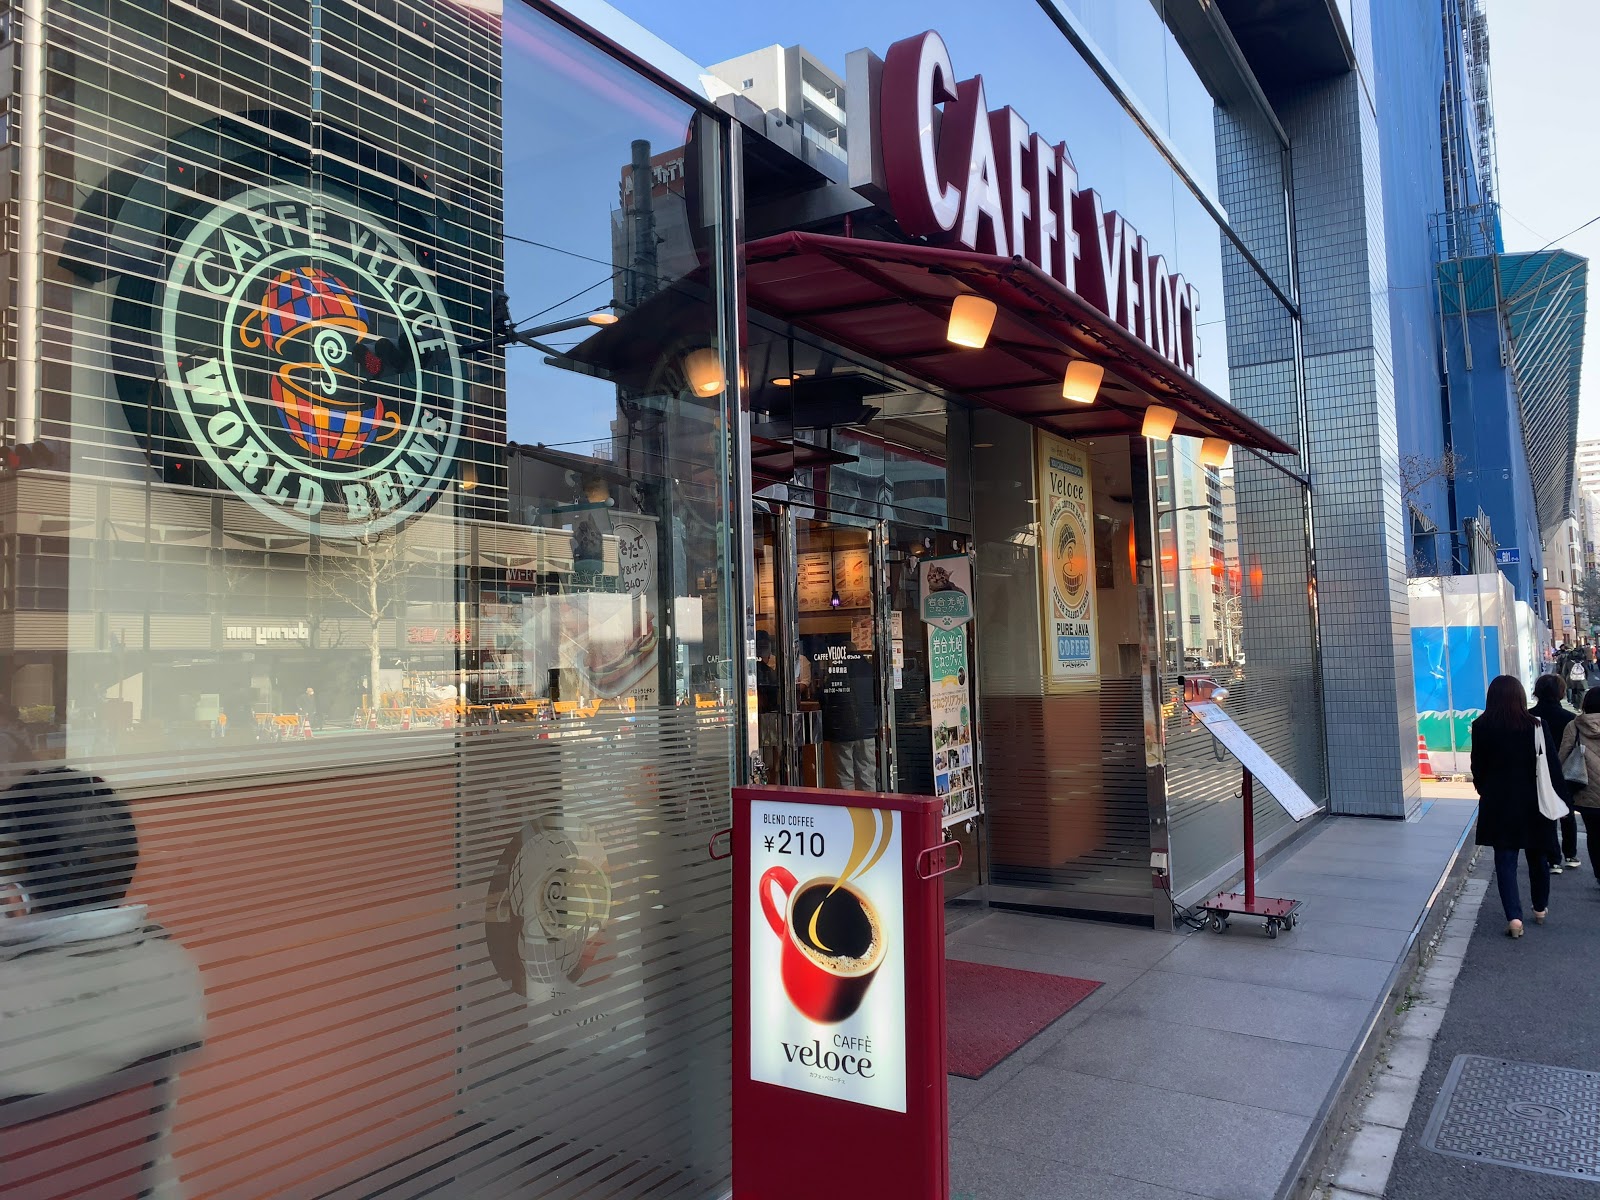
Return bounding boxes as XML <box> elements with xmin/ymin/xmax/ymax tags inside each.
<box><xmin>1489</xmin><ymin>0</ymin><xmax>1600</xmax><ymax>440</ymax></box>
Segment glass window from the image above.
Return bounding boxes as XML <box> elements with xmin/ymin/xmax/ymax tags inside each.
<box><xmin>1157</xmin><ymin>436</ymin><xmax>1327</xmax><ymax>895</ymax></box>
<box><xmin>12</xmin><ymin>2</ymin><xmax>736</xmax><ymax>1196</ymax></box>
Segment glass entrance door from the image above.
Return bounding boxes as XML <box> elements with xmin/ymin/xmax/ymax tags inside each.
<box><xmin>751</xmin><ymin>507</ymin><xmax>888</xmax><ymax>791</ymax></box>
<box><xmin>795</xmin><ymin>516</ymin><xmax>884</xmax><ymax>793</ymax></box>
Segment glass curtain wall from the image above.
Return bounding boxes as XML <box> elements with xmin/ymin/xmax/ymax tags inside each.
<box><xmin>6</xmin><ymin>1</ymin><xmax>738</xmax><ymax>1196</ymax></box>
<box><xmin>605</xmin><ymin>0</ymin><xmax>1327</xmax><ymax>903</ymax></box>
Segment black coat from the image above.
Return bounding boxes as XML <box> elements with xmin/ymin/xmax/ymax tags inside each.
<box><xmin>1471</xmin><ymin>717</ymin><xmax>1556</xmax><ymax>851</ymax></box>
<box><xmin>1531</xmin><ymin>699</ymin><xmax>1577</xmax><ymax>799</ymax></box>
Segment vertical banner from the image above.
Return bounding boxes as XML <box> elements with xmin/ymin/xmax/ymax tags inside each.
<box><xmin>928</xmin><ymin>627</ymin><xmax>977</xmax><ymax>825</ymax></box>
<box><xmin>1037</xmin><ymin>432</ymin><xmax>1099</xmax><ymax>686</ymax></box>
<box><xmin>749</xmin><ymin>797</ymin><xmax>906</xmax><ymax>1112</ymax></box>
<box><xmin>920</xmin><ymin>555</ymin><xmax>978</xmax><ymax>826</ymax></box>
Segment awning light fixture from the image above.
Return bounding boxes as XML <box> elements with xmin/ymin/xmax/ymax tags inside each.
<box><xmin>1199</xmin><ymin>437</ymin><xmax>1231</xmax><ymax>468</ymax></box>
<box><xmin>770</xmin><ymin>376</ymin><xmax>794</xmax><ymax>388</ymax></box>
<box><xmin>1141</xmin><ymin>406</ymin><xmax>1178</xmax><ymax>441</ymax></box>
<box><xmin>586</xmin><ymin>308</ymin><xmax>619</xmax><ymax>326</ymax></box>
<box><xmin>684</xmin><ymin>348</ymin><xmax>726</xmax><ymax>397</ymax></box>
<box><xmin>947</xmin><ymin>294</ymin><xmax>997</xmax><ymax>349</ymax></box>
<box><xmin>1061</xmin><ymin>360</ymin><xmax>1104</xmax><ymax>405</ymax></box>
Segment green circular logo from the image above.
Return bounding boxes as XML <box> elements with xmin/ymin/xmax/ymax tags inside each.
<box><xmin>159</xmin><ymin>184</ymin><xmax>464</xmax><ymax>537</ymax></box>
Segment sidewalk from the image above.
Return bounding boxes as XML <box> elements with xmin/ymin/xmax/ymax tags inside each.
<box><xmin>1373</xmin><ymin>844</ymin><xmax>1600</xmax><ymax>1199</ymax></box>
<box><xmin>945</xmin><ymin>797</ymin><xmax>1477</xmax><ymax>1200</ymax></box>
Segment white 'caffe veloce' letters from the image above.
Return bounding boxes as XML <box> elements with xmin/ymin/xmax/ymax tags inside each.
<box><xmin>848</xmin><ymin>30</ymin><xmax>1200</xmax><ymax>377</ymax></box>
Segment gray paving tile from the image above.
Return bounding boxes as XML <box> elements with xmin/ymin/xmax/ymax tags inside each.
<box><xmin>1255</xmin><ymin>870</ymin><xmax>1438</xmax><ymax>904</ymax></box>
<box><xmin>1159</xmin><ymin>936</ymin><xmax>1395</xmax><ymax>1000</ymax></box>
<box><xmin>1102</xmin><ymin>968</ymin><xmax>1373</xmax><ymax>1049</ymax></box>
<box><xmin>1267</xmin><ymin>857</ymin><xmax>1446</xmax><ymax>889</ymax></box>
<box><xmin>1038</xmin><ymin>1011</ymin><xmax>1346</xmax><ymax>1116</ymax></box>
<box><xmin>1266</xmin><ymin>916</ymin><xmax>1411</xmax><ymax>962</ymax></box>
<box><xmin>955</xmin><ymin>1066</ymin><xmax>1309</xmax><ymax>1200</ymax></box>
<box><xmin>1291</xmin><ymin>893</ymin><xmax>1425</xmax><ymax>930</ymax></box>
<box><xmin>950</xmin><ymin>910</ymin><xmax>1182</xmax><ymax>969</ymax></box>
<box><xmin>948</xmin><ymin>1136</ymin><xmax>1208</xmax><ymax>1200</ymax></box>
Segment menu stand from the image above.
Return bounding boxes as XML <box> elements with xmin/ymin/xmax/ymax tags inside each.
<box><xmin>1198</xmin><ymin>767</ymin><xmax>1303</xmax><ymax>939</ymax></box>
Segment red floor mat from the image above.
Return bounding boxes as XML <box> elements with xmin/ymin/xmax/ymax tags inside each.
<box><xmin>946</xmin><ymin>959</ymin><xmax>1101</xmax><ymax>1079</ymax></box>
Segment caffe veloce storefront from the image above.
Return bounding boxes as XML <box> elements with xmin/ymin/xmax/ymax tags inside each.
<box><xmin>3</xmin><ymin>0</ymin><xmax>1325</xmax><ymax>1196</ymax></box>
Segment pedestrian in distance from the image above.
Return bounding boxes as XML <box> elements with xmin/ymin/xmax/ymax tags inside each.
<box><xmin>1530</xmin><ymin>673</ymin><xmax>1579</xmax><ymax>873</ymax></box>
<box><xmin>1557</xmin><ymin>687</ymin><xmax>1600</xmax><ymax>883</ymax></box>
<box><xmin>1470</xmin><ymin>675</ymin><xmax>1556</xmax><ymax>938</ymax></box>
<box><xmin>1566</xmin><ymin>653</ymin><xmax>1589</xmax><ymax>709</ymax></box>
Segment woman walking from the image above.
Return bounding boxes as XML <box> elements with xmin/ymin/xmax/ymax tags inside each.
<box><xmin>1471</xmin><ymin>675</ymin><xmax>1556</xmax><ymax>937</ymax></box>
<box><xmin>1557</xmin><ymin>688</ymin><xmax>1600</xmax><ymax>883</ymax></box>
<box><xmin>1530</xmin><ymin>674</ymin><xmax>1580</xmax><ymax>871</ymax></box>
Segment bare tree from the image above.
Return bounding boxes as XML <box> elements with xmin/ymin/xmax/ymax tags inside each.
<box><xmin>1580</xmin><ymin>570</ymin><xmax>1600</xmax><ymax>632</ymax></box>
<box><xmin>1399</xmin><ymin>451</ymin><xmax>1459</xmax><ymax>506</ymax></box>
<box><xmin>309</xmin><ymin>531</ymin><xmax>412</xmax><ymax>712</ymax></box>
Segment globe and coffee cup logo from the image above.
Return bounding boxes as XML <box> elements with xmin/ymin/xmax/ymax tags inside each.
<box><xmin>159</xmin><ymin>184</ymin><xmax>464</xmax><ymax>538</ymax></box>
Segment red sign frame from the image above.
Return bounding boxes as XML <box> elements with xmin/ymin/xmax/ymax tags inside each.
<box><xmin>732</xmin><ymin>785</ymin><xmax>949</xmax><ymax>1199</ymax></box>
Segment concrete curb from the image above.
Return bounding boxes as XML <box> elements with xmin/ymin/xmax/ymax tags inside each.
<box><xmin>1272</xmin><ymin>816</ymin><xmax>1479</xmax><ymax>1200</ymax></box>
<box><xmin>1313</xmin><ymin>869</ymin><xmax>1489</xmax><ymax>1198</ymax></box>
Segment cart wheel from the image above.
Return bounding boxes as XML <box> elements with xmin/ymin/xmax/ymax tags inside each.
<box><xmin>1209</xmin><ymin>912</ymin><xmax>1225</xmax><ymax>932</ymax></box>
<box><xmin>1285</xmin><ymin>914</ymin><xmax>1297</xmax><ymax>931</ymax></box>
<box><xmin>1265</xmin><ymin>919</ymin><xmax>1279</xmax><ymax>939</ymax></box>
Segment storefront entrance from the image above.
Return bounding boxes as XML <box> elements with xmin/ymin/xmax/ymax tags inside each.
<box><xmin>753</xmin><ymin>503</ymin><xmax>984</xmax><ymax>900</ymax></box>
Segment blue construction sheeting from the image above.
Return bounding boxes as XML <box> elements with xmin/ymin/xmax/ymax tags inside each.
<box><xmin>1437</xmin><ymin>250</ymin><xmax>1588</xmax><ymax>532</ymax></box>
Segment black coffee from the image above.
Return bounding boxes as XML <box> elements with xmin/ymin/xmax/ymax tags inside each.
<box><xmin>793</xmin><ymin>883</ymin><xmax>875</xmax><ymax>962</ymax></box>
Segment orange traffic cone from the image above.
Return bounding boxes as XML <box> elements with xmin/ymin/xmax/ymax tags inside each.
<box><xmin>367</xmin><ymin>708</ymin><xmax>377</xmax><ymax>730</ymax></box>
<box><xmin>401</xmin><ymin>706</ymin><xmax>412</xmax><ymax>731</ymax></box>
<box><xmin>301</xmin><ymin>717</ymin><xmax>313</xmax><ymax>740</ymax></box>
<box><xmin>1417</xmin><ymin>735</ymin><xmax>1436</xmax><ymax>781</ymax></box>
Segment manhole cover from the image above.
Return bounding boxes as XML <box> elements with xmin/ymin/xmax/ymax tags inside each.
<box><xmin>1422</xmin><ymin>1055</ymin><xmax>1600</xmax><ymax>1181</ymax></box>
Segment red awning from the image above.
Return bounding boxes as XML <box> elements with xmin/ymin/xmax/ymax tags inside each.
<box><xmin>743</xmin><ymin>232</ymin><xmax>1296</xmax><ymax>456</ymax></box>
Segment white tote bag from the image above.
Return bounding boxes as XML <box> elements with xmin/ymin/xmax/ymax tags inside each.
<box><xmin>1535</xmin><ymin>726</ymin><xmax>1571</xmax><ymax>821</ymax></box>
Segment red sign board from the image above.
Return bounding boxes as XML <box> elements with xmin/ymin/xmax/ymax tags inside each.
<box><xmin>855</xmin><ymin>30</ymin><xmax>1199</xmax><ymax>376</ymax></box>
<box><xmin>733</xmin><ymin>785</ymin><xmax>949</xmax><ymax>1199</ymax></box>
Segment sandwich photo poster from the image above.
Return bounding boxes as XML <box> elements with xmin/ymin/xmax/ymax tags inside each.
<box><xmin>551</xmin><ymin>513</ymin><xmax>661</xmax><ymax>707</ymax></box>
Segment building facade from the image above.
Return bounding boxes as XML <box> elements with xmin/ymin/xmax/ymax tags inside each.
<box><xmin>5</xmin><ymin>0</ymin><xmax>1539</xmax><ymax>1195</ymax></box>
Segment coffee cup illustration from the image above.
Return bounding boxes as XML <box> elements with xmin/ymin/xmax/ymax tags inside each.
<box><xmin>760</xmin><ymin>866</ymin><xmax>886</xmax><ymax>1023</ymax></box>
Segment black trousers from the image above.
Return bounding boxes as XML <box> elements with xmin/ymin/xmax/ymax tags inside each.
<box><xmin>1583</xmin><ymin>809</ymin><xmax>1600</xmax><ymax>879</ymax></box>
<box><xmin>1552</xmin><ymin>810</ymin><xmax>1579</xmax><ymax>861</ymax></box>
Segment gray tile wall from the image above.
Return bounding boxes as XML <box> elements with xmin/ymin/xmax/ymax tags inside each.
<box><xmin>1272</xmin><ymin>12</ymin><xmax>1421</xmax><ymax>817</ymax></box>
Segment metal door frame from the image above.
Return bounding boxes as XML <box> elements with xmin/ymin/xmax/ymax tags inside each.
<box><xmin>758</xmin><ymin>500</ymin><xmax>892</xmax><ymax>791</ymax></box>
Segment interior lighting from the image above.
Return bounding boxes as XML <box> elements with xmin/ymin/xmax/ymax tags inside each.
<box><xmin>683</xmin><ymin>348</ymin><xmax>726</xmax><ymax>397</ymax></box>
<box><xmin>1141</xmin><ymin>406</ymin><xmax>1178</xmax><ymax>441</ymax></box>
<box><xmin>459</xmin><ymin>462</ymin><xmax>479</xmax><ymax>491</ymax></box>
<box><xmin>770</xmin><ymin>376</ymin><xmax>794</xmax><ymax>388</ymax></box>
<box><xmin>1199</xmin><ymin>437</ymin><xmax>1230</xmax><ymax>468</ymax></box>
<box><xmin>830</xmin><ymin>589</ymin><xmax>842</xmax><ymax>609</ymax></box>
<box><xmin>586</xmin><ymin>309</ymin><xmax>619</xmax><ymax>326</ymax></box>
<box><xmin>1060</xmin><ymin>360</ymin><xmax>1104</xmax><ymax>405</ymax></box>
<box><xmin>947</xmin><ymin>294</ymin><xmax>997</xmax><ymax>349</ymax></box>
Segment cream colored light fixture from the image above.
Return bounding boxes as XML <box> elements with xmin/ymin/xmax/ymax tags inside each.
<box><xmin>586</xmin><ymin>309</ymin><xmax>619</xmax><ymax>326</ymax></box>
<box><xmin>1199</xmin><ymin>437</ymin><xmax>1231</xmax><ymax>468</ymax></box>
<box><xmin>947</xmin><ymin>294</ymin><xmax>997</xmax><ymax>348</ymax></box>
<box><xmin>1141</xmin><ymin>405</ymin><xmax>1178</xmax><ymax>441</ymax></box>
<box><xmin>770</xmin><ymin>375</ymin><xmax>794</xmax><ymax>388</ymax></box>
<box><xmin>683</xmin><ymin>348</ymin><xmax>726</xmax><ymax>397</ymax></box>
<box><xmin>1061</xmin><ymin>360</ymin><xmax>1104</xmax><ymax>405</ymax></box>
